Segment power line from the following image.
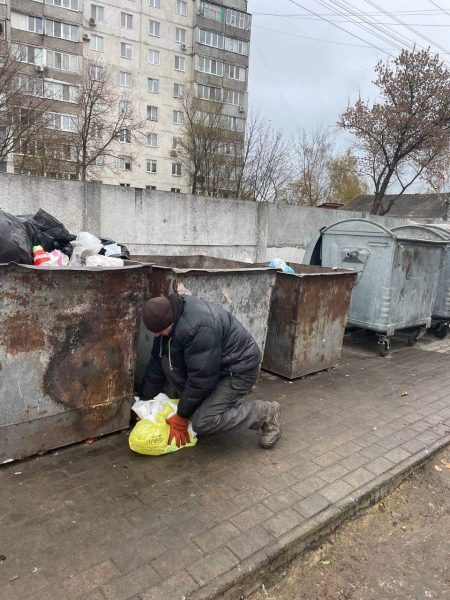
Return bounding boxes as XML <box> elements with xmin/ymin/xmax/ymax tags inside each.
<box><xmin>428</xmin><ymin>0</ymin><xmax>450</xmax><ymax>19</ymax></box>
<box><xmin>285</xmin><ymin>0</ymin><xmax>395</xmax><ymax>57</ymax></box>
<box><xmin>362</xmin><ymin>0</ymin><xmax>450</xmax><ymax>56</ymax></box>
<box><xmin>253</xmin><ymin>24</ymin><xmax>389</xmax><ymax>49</ymax></box>
<box><xmin>314</xmin><ymin>0</ymin><xmax>419</xmax><ymax>53</ymax></box>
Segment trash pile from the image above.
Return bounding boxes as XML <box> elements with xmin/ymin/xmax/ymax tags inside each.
<box><xmin>129</xmin><ymin>394</ymin><xmax>197</xmax><ymax>456</ymax></box>
<box><xmin>0</xmin><ymin>209</ymin><xmax>129</xmax><ymax>268</ymax></box>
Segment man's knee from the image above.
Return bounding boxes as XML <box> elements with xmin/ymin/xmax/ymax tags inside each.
<box><xmin>191</xmin><ymin>410</ymin><xmax>221</xmax><ymax>435</ymax></box>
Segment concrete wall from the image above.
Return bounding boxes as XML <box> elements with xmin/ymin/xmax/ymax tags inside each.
<box><xmin>0</xmin><ymin>173</ymin><xmax>416</xmax><ymax>262</ymax></box>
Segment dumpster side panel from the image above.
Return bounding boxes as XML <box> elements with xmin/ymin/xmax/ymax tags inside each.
<box><xmin>391</xmin><ymin>242</ymin><xmax>443</xmax><ymax>327</ymax></box>
<box><xmin>262</xmin><ymin>272</ymin><xmax>354</xmax><ymax>379</ymax></box>
<box><xmin>261</xmin><ymin>276</ymin><xmax>298</xmax><ymax>379</ymax></box>
<box><xmin>321</xmin><ymin>230</ymin><xmax>395</xmax><ymax>330</ymax></box>
<box><xmin>135</xmin><ymin>267</ymin><xmax>276</xmax><ymax>387</ymax></box>
<box><xmin>0</xmin><ymin>266</ymin><xmax>145</xmax><ymax>463</ymax></box>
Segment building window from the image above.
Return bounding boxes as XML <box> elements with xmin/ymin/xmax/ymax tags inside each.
<box><xmin>12</xmin><ymin>43</ymin><xmax>44</xmax><ymax>67</ymax></box>
<box><xmin>224</xmin><ymin>63</ymin><xmax>245</xmax><ymax>81</ymax></box>
<box><xmin>197</xmin><ymin>83</ymin><xmax>222</xmax><ymax>101</ymax></box>
<box><xmin>120</xmin><ymin>12</ymin><xmax>133</xmax><ymax>29</ymax></box>
<box><xmin>171</xmin><ymin>187</ymin><xmax>181</xmax><ymax>193</ymax></box>
<box><xmin>149</xmin><ymin>0</ymin><xmax>160</xmax><ymax>7</ymax></box>
<box><xmin>48</xmin><ymin>112</ymin><xmax>78</xmax><ymax>132</ymax></box>
<box><xmin>149</xmin><ymin>20</ymin><xmax>160</xmax><ymax>37</ymax></box>
<box><xmin>148</xmin><ymin>78</ymin><xmax>159</xmax><ymax>93</ymax></box>
<box><xmin>147</xmin><ymin>159</ymin><xmax>157</xmax><ymax>173</ymax></box>
<box><xmin>175</xmin><ymin>56</ymin><xmax>185</xmax><ymax>71</ymax></box>
<box><xmin>119</xmin><ymin>100</ymin><xmax>131</xmax><ymax>114</ymax></box>
<box><xmin>227</xmin><ymin>90</ymin><xmax>243</xmax><ymax>106</ymax></box>
<box><xmin>173</xmin><ymin>83</ymin><xmax>184</xmax><ymax>98</ymax></box>
<box><xmin>45</xmin><ymin>49</ymin><xmax>80</xmax><ymax>73</ymax></box>
<box><xmin>91</xmin><ymin>35</ymin><xmax>104</xmax><ymax>52</ymax></box>
<box><xmin>120</xmin><ymin>183</ymin><xmax>131</xmax><ymax>187</ymax></box>
<box><xmin>198</xmin><ymin>2</ymin><xmax>251</xmax><ymax>30</ymax></box>
<box><xmin>176</xmin><ymin>27</ymin><xmax>186</xmax><ymax>43</ymax></box>
<box><xmin>198</xmin><ymin>29</ymin><xmax>248</xmax><ymax>55</ymax></box>
<box><xmin>173</xmin><ymin>110</ymin><xmax>183</xmax><ymax>124</ymax></box>
<box><xmin>146</xmin><ymin>185</ymin><xmax>157</xmax><ymax>190</ymax></box>
<box><xmin>172</xmin><ymin>162</ymin><xmax>182</xmax><ymax>176</ymax></box>
<box><xmin>147</xmin><ymin>105</ymin><xmax>158</xmax><ymax>121</ymax></box>
<box><xmin>117</xmin><ymin>156</ymin><xmax>132</xmax><ymax>171</ymax></box>
<box><xmin>147</xmin><ymin>132</ymin><xmax>158</xmax><ymax>147</ymax></box>
<box><xmin>119</xmin><ymin>129</ymin><xmax>132</xmax><ymax>143</ymax></box>
<box><xmin>91</xmin><ymin>5</ymin><xmax>104</xmax><ymax>22</ymax></box>
<box><xmin>176</xmin><ymin>0</ymin><xmax>187</xmax><ymax>16</ymax></box>
<box><xmin>44</xmin><ymin>80</ymin><xmax>79</xmax><ymax>102</ymax></box>
<box><xmin>119</xmin><ymin>71</ymin><xmax>132</xmax><ymax>87</ymax></box>
<box><xmin>46</xmin><ymin>0</ymin><xmax>79</xmax><ymax>9</ymax></box>
<box><xmin>92</xmin><ymin>155</ymin><xmax>105</xmax><ymax>166</ymax></box>
<box><xmin>90</xmin><ymin>65</ymin><xmax>104</xmax><ymax>80</ymax></box>
<box><xmin>148</xmin><ymin>49</ymin><xmax>160</xmax><ymax>65</ymax></box>
<box><xmin>45</xmin><ymin>19</ymin><xmax>79</xmax><ymax>41</ymax></box>
<box><xmin>120</xmin><ymin>42</ymin><xmax>133</xmax><ymax>59</ymax></box>
<box><xmin>197</xmin><ymin>55</ymin><xmax>224</xmax><ymax>76</ymax></box>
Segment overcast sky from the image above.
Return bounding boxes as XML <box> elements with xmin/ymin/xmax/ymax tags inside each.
<box><xmin>247</xmin><ymin>0</ymin><xmax>450</xmax><ymax>149</ymax></box>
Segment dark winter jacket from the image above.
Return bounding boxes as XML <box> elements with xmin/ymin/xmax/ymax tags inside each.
<box><xmin>140</xmin><ymin>295</ymin><xmax>261</xmax><ymax>418</ymax></box>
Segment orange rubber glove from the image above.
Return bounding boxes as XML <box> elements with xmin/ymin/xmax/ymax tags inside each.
<box><xmin>166</xmin><ymin>414</ymin><xmax>190</xmax><ymax>447</ymax></box>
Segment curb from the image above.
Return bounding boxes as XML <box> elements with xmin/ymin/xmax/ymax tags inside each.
<box><xmin>188</xmin><ymin>434</ymin><xmax>450</xmax><ymax>600</ymax></box>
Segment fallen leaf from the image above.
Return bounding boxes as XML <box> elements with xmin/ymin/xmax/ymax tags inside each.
<box><xmin>444</xmin><ymin>463</ymin><xmax>450</xmax><ymax>470</ymax></box>
<box><xmin>434</xmin><ymin>465</ymin><xmax>443</xmax><ymax>472</ymax></box>
<box><xmin>400</xmin><ymin>391</ymin><xmax>408</xmax><ymax>397</ymax></box>
<box><xmin>84</xmin><ymin>438</ymin><xmax>97</xmax><ymax>445</ymax></box>
<box><xmin>321</xmin><ymin>560</ymin><xmax>331</xmax><ymax>565</ymax></box>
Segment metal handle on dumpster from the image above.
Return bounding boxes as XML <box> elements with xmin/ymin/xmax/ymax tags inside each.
<box><xmin>340</xmin><ymin>247</ymin><xmax>370</xmax><ymax>286</ymax></box>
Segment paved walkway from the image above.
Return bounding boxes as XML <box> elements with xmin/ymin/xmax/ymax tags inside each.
<box><xmin>1</xmin><ymin>334</ymin><xmax>450</xmax><ymax>600</ymax></box>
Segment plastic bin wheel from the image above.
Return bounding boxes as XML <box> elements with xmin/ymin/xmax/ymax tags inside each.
<box><xmin>377</xmin><ymin>339</ymin><xmax>390</xmax><ymax>357</ymax></box>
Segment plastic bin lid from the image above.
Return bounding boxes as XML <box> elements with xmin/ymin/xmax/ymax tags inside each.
<box><xmin>322</xmin><ymin>218</ymin><xmax>396</xmax><ymax>238</ymax></box>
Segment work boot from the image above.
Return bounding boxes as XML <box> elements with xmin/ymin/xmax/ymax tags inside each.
<box><xmin>259</xmin><ymin>401</ymin><xmax>282</xmax><ymax>449</ymax></box>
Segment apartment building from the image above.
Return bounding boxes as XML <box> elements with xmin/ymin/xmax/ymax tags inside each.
<box><xmin>0</xmin><ymin>0</ymin><xmax>251</xmax><ymax>192</ymax></box>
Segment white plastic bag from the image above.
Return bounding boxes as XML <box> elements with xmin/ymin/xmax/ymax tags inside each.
<box><xmin>69</xmin><ymin>232</ymin><xmax>103</xmax><ymax>266</ymax></box>
<box><xmin>86</xmin><ymin>255</ymin><xmax>124</xmax><ymax>268</ymax></box>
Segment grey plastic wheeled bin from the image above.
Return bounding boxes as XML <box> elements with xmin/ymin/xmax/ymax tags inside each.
<box><xmin>395</xmin><ymin>224</ymin><xmax>450</xmax><ymax>339</ymax></box>
<box><xmin>317</xmin><ymin>219</ymin><xmax>446</xmax><ymax>356</ymax></box>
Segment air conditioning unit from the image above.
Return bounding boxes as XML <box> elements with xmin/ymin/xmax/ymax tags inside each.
<box><xmin>238</xmin><ymin>106</ymin><xmax>245</xmax><ymax>113</ymax></box>
<box><xmin>89</xmin><ymin>17</ymin><xmax>96</xmax><ymax>26</ymax></box>
<box><xmin>35</xmin><ymin>64</ymin><xmax>44</xmax><ymax>73</ymax></box>
<box><xmin>83</xmin><ymin>33</ymin><xmax>91</xmax><ymax>41</ymax></box>
<box><xmin>181</xmin><ymin>43</ymin><xmax>187</xmax><ymax>51</ymax></box>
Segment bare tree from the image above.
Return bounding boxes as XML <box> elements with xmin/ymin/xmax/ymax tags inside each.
<box><xmin>0</xmin><ymin>40</ymin><xmax>53</xmax><ymax>167</ymax></box>
<box><xmin>286</xmin><ymin>126</ymin><xmax>334</xmax><ymax>206</ymax></box>
<box><xmin>239</xmin><ymin>110</ymin><xmax>292</xmax><ymax>202</ymax></box>
<box><xmin>339</xmin><ymin>48</ymin><xmax>450</xmax><ymax>215</ymax></box>
<box><xmin>71</xmin><ymin>59</ymin><xmax>144</xmax><ymax>181</ymax></box>
<box><xmin>14</xmin><ymin>127</ymin><xmax>75</xmax><ymax>178</ymax></box>
<box><xmin>177</xmin><ymin>89</ymin><xmax>232</xmax><ymax>195</ymax></box>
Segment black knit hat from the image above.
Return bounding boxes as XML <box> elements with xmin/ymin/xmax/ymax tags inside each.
<box><xmin>142</xmin><ymin>296</ymin><xmax>174</xmax><ymax>333</ymax></box>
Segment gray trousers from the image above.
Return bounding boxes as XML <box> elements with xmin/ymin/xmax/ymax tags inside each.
<box><xmin>161</xmin><ymin>356</ymin><xmax>268</xmax><ymax>435</ymax></box>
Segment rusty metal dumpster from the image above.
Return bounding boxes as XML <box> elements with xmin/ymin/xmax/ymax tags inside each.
<box><xmin>0</xmin><ymin>262</ymin><xmax>147</xmax><ymax>464</ymax></box>
<box><xmin>262</xmin><ymin>264</ymin><xmax>356</xmax><ymax>379</ymax></box>
<box><xmin>132</xmin><ymin>255</ymin><xmax>277</xmax><ymax>386</ymax></box>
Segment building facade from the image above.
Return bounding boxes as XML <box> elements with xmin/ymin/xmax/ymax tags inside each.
<box><xmin>0</xmin><ymin>0</ymin><xmax>251</xmax><ymax>192</ymax></box>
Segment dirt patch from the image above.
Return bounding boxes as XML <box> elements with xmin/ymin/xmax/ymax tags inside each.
<box><xmin>251</xmin><ymin>446</ymin><xmax>450</xmax><ymax>600</ymax></box>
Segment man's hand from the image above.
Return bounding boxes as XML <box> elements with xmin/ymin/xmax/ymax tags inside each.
<box><xmin>166</xmin><ymin>414</ymin><xmax>190</xmax><ymax>447</ymax></box>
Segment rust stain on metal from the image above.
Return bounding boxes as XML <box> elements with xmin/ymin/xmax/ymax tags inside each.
<box><xmin>1</xmin><ymin>264</ymin><xmax>147</xmax><ymax>463</ymax></box>
<box><xmin>263</xmin><ymin>265</ymin><xmax>356</xmax><ymax>379</ymax></box>
<box><xmin>0</xmin><ymin>315</ymin><xmax>45</xmax><ymax>355</ymax></box>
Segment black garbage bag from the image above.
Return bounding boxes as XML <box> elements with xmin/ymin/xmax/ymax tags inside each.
<box><xmin>99</xmin><ymin>237</ymin><xmax>130</xmax><ymax>259</ymax></box>
<box><xmin>0</xmin><ymin>210</ymin><xmax>34</xmax><ymax>264</ymax></box>
<box><xmin>28</xmin><ymin>209</ymin><xmax>75</xmax><ymax>250</ymax></box>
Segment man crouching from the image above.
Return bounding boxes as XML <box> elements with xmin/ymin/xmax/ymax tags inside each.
<box><xmin>140</xmin><ymin>294</ymin><xmax>281</xmax><ymax>449</ymax></box>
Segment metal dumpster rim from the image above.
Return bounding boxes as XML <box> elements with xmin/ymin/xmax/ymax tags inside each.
<box><xmin>0</xmin><ymin>260</ymin><xmax>148</xmax><ymax>272</ymax></box>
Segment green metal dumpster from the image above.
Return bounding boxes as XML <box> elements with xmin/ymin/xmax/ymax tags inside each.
<box><xmin>0</xmin><ymin>262</ymin><xmax>147</xmax><ymax>463</ymax></box>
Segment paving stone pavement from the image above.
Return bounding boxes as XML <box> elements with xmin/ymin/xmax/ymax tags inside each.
<box><xmin>1</xmin><ymin>333</ymin><xmax>450</xmax><ymax>600</ymax></box>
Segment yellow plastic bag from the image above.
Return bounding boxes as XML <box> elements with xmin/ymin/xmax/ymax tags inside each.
<box><xmin>129</xmin><ymin>394</ymin><xmax>197</xmax><ymax>456</ymax></box>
